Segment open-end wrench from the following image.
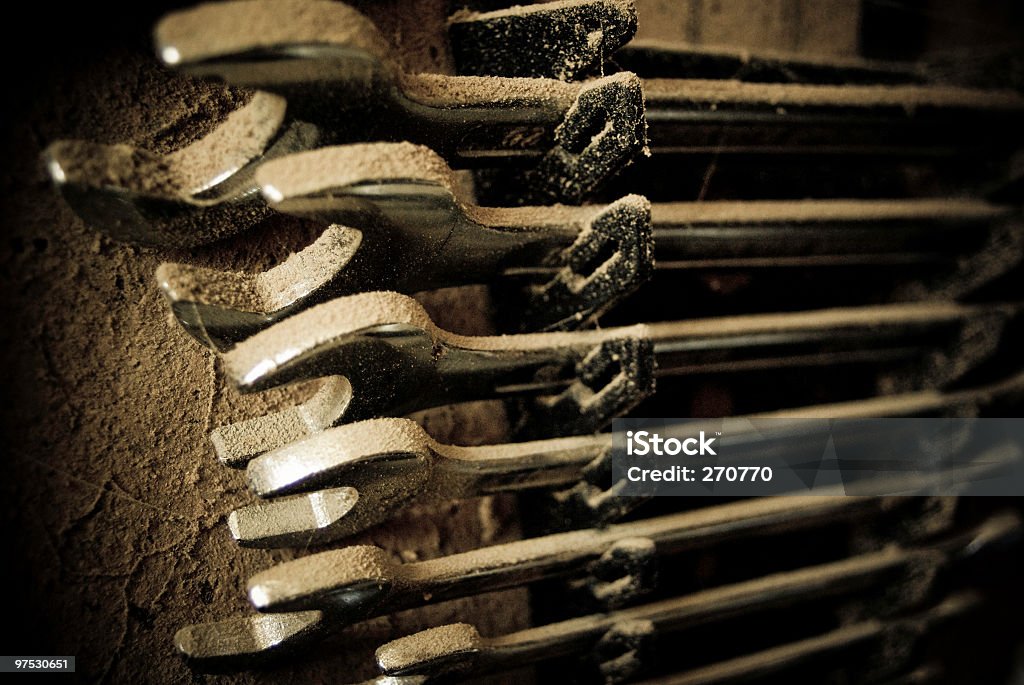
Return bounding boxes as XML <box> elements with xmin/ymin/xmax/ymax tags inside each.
<box><xmin>375</xmin><ymin>513</ymin><xmax>1019</xmax><ymax>682</ymax></box>
<box><xmin>155</xmin><ymin>0</ymin><xmax>647</xmax><ymax>205</ymax></box>
<box><xmin>157</xmin><ymin>143</ymin><xmax>652</xmax><ymax>349</ymax></box>
<box><xmin>208</xmin><ymin>294</ymin><xmax>1015</xmax><ymax>463</ymax></box>
<box><xmin>157</xmin><ymin>142</ymin><xmax>1019</xmax><ymax>350</ymax></box>
<box><xmin>228</xmin><ymin>372</ymin><xmax>1024</xmax><ymax>547</ymax></box>
<box><xmin>626</xmin><ymin>592</ymin><xmax>980</xmax><ymax>685</ymax></box>
<box><xmin>174</xmin><ymin>494</ymin><xmax>931</xmax><ymax>666</ymax></box>
<box><xmin>42</xmin><ymin>92</ymin><xmax>321</xmax><ymax>248</ymax></box>
<box><xmin>157</xmin><ymin>0</ymin><xmax>1024</xmax><ymax>166</ymax></box>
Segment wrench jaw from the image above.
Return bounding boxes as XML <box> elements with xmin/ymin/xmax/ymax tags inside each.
<box><xmin>42</xmin><ymin>140</ymin><xmax>256</xmax><ymax>249</ymax></box>
<box><xmin>513</xmin><ymin>194</ymin><xmax>654</xmax><ymax>332</ymax></box>
<box><xmin>154</xmin><ymin>0</ymin><xmax>396</xmax><ymax>91</ymax></box>
<box><xmin>256</xmin><ymin>143</ymin><xmax>479</xmax><ymax>297</ymax></box>
<box><xmin>376</xmin><ymin>623</ymin><xmax>484</xmax><ymax>679</ymax></box>
<box><xmin>449</xmin><ymin>0</ymin><xmax>638</xmax><ymax>81</ymax></box>
<box><xmin>227</xmin><ymin>486</ymin><xmax>363</xmax><ymax>548</ymax></box>
<box><xmin>228</xmin><ymin>480</ymin><xmax>426</xmax><ymax>548</ymax></box>
<box><xmin>210</xmin><ymin>375</ymin><xmax>353</xmax><ymax>467</ymax></box>
<box><xmin>567</xmin><ymin>537</ymin><xmax>658</xmax><ymax>610</ymax></box>
<box><xmin>256</xmin><ymin>143</ymin><xmax>458</xmax><ymax>218</ymax></box>
<box><xmin>839</xmin><ymin>550</ymin><xmax>946</xmax><ymax>623</ymax></box>
<box><xmin>541</xmin><ymin>446</ymin><xmax>649</xmax><ymax>529</ymax></box>
<box><xmin>43</xmin><ymin>92</ymin><xmax>292</xmax><ymax>248</ymax></box>
<box><xmin>155</xmin><ymin>0</ymin><xmax>401</xmax><ymax>136</ymax></box>
<box><xmin>228</xmin><ymin>424</ymin><xmax>438</xmax><ymax>547</ymax></box>
<box><xmin>169</xmin><ymin>46</ymin><xmax>397</xmax><ymax>137</ymax></box>
<box><xmin>247</xmin><ymin>546</ymin><xmax>396</xmax><ymax>616</ymax></box>
<box><xmin>246</xmin><ymin>418</ymin><xmax>436</xmax><ymax>497</ymax></box>
<box><xmin>44</xmin><ymin>140</ymin><xmax>178</xmax><ymax>241</ymax></box>
<box><xmin>515</xmin><ymin>336</ymin><xmax>656</xmax><ymax>440</ymax></box>
<box><xmin>172</xmin><ymin>610</ymin><xmax>327</xmax><ymax>668</ymax></box>
<box><xmin>893</xmin><ymin>214</ymin><xmax>1024</xmax><ymax>305</ymax></box>
<box><xmin>219</xmin><ymin>292</ymin><xmax>439</xmax><ymax>401</ymax></box>
<box><xmin>593</xmin><ymin>619</ymin><xmax>656</xmax><ymax>684</ymax></box>
<box><xmin>159</xmin><ymin>296</ymin><xmax>269</xmax><ymax>352</ymax></box>
<box><xmin>156</xmin><ymin>224</ymin><xmax>365</xmax><ymax>352</ymax></box>
<box><xmin>157</xmin><ymin>260</ymin><xmax>269</xmax><ymax>352</ymax></box>
<box><xmin>521</xmin><ymin>71</ymin><xmax>648</xmax><ymax>204</ymax></box>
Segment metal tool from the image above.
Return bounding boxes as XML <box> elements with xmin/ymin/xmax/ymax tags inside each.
<box><xmin>158</xmin><ymin>0</ymin><xmax>1024</xmax><ymax>163</ymax></box>
<box><xmin>245</xmin><ymin>495</ymin><xmax>943</xmax><ymax>614</ymax></box>
<box><xmin>374</xmin><ymin>513</ymin><xmax>1019</xmax><ymax>682</ymax></box>
<box><xmin>449</xmin><ymin>2</ymin><xmax>933</xmax><ymax>86</ymax></box>
<box><xmin>639</xmin><ymin>78</ymin><xmax>1024</xmax><ymax>159</ymax></box>
<box><xmin>452</xmin><ymin>8</ymin><xmax>1024</xmax><ymax>202</ymax></box>
<box><xmin>155</xmin><ymin>0</ymin><xmax>647</xmax><ymax>204</ymax></box>
<box><xmin>61</xmin><ymin>0</ymin><xmax>1024</xmax><ymax>245</ymax></box>
<box><xmin>209</xmin><ymin>294</ymin><xmax>1014</xmax><ymax>462</ymax></box>
<box><xmin>157</xmin><ymin>142</ymin><xmax>653</xmax><ymax>349</ymax></box>
<box><xmin>469</xmin><ymin>31</ymin><xmax>1024</xmax><ymax>201</ymax></box>
<box><xmin>611</xmin><ymin>40</ymin><xmax>934</xmax><ymax>86</ymax></box>
<box><xmin>627</xmin><ymin>592</ymin><xmax>980</xmax><ymax>685</ymax></box>
<box><xmin>175</xmin><ymin>495</ymin><xmax>931</xmax><ymax>665</ymax></box>
<box><xmin>230</xmin><ymin>419</ymin><xmax>612</xmax><ymax>546</ymax></box>
<box><xmin>228</xmin><ymin>372</ymin><xmax>1024</xmax><ymax>547</ymax></box>
<box><xmin>42</xmin><ymin>92</ymin><xmax>322</xmax><ymax>248</ymax></box>
<box><xmin>210</xmin><ymin>376</ymin><xmax>353</xmax><ymax>468</ymax></box>
<box><xmin>876</xmin><ymin>666</ymin><xmax>943</xmax><ymax>685</ymax></box>
<box><xmin>447</xmin><ymin>4</ymin><xmax>1024</xmax><ymax>193</ymax></box>
<box><xmin>448</xmin><ymin>0</ymin><xmax>637</xmax><ymax>81</ymax></box>
<box><xmin>208</xmin><ymin>291</ymin><xmax>655</xmax><ymax>463</ymax></box>
<box><xmin>157</xmin><ymin>141</ymin><xmax>1019</xmax><ymax>350</ymax></box>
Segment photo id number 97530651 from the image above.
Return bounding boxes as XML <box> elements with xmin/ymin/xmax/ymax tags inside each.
<box><xmin>3</xmin><ymin>658</ymin><xmax>75</xmax><ymax>673</ymax></box>
<box><xmin>15</xmin><ymin>660</ymin><xmax>68</xmax><ymax>669</ymax></box>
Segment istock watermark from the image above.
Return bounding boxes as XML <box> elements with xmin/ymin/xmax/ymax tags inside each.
<box><xmin>612</xmin><ymin>417</ymin><xmax>1024</xmax><ymax>497</ymax></box>
<box><xmin>625</xmin><ymin>430</ymin><xmax>718</xmax><ymax>456</ymax></box>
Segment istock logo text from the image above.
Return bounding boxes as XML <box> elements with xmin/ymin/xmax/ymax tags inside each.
<box><xmin>626</xmin><ymin>430</ymin><xmax>717</xmax><ymax>456</ymax></box>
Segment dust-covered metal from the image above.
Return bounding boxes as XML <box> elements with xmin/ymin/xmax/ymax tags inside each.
<box><xmin>42</xmin><ymin>93</ymin><xmax>321</xmax><ymax>248</ymax></box>
<box><xmin>175</xmin><ymin>495</ymin><xmax>928</xmax><ymax>665</ymax></box>
<box><xmin>448</xmin><ymin>0</ymin><xmax>637</xmax><ymax>81</ymax></box>
<box><xmin>157</xmin><ymin>141</ymin><xmax>1020</xmax><ymax>351</ymax></box>
<box><xmin>157</xmin><ymin>143</ymin><xmax>654</xmax><ymax>350</ymax></box>
<box><xmin>155</xmin><ymin>0</ymin><xmax>648</xmax><ymax>204</ymax></box>
<box><xmin>647</xmin><ymin>201</ymin><xmax>1018</xmax><ymax>274</ymax></box>
<box><xmin>243</xmin><ymin>496</ymin><xmax>925</xmax><ymax>614</ymax></box>
<box><xmin>375</xmin><ymin>513</ymin><xmax>1019</xmax><ymax>682</ymax></box>
<box><xmin>230</xmin><ymin>418</ymin><xmax>613</xmax><ymax>546</ymax></box>
<box><xmin>210</xmin><ymin>294</ymin><xmax>1015</xmax><ymax>461</ymax></box>
<box><xmin>209</xmin><ymin>376</ymin><xmax>353</xmax><ymax>467</ymax></box>
<box><xmin>448</xmin><ymin>3</ymin><xmax>933</xmax><ymax>88</ymax></box>
<box><xmin>628</xmin><ymin>593</ymin><xmax>981</xmax><ymax>685</ymax></box>
<box><xmin>172</xmin><ymin>610</ymin><xmax>328</xmax><ymax>668</ymax></box>
<box><xmin>229</xmin><ymin>372</ymin><xmax>1024</xmax><ymax>547</ymax></box>
<box><xmin>640</xmin><ymin>78</ymin><xmax>1024</xmax><ymax>159</ymax></box>
<box><xmin>445</xmin><ymin>7</ymin><xmax>1024</xmax><ymax>162</ymax></box>
<box><xmin>612</xmin><ymin>40</ymin><xmax>933</xmax><ymax>85</ymax></box>
<box><xmin>448</xmin><ymin>6</ymin><xmax>948</xmax><ymax>88</ymax></box>
<box><xmin>211</xmin><ymin>291</ymin><xmax>658</xmax><ymax>460</ymax></box>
